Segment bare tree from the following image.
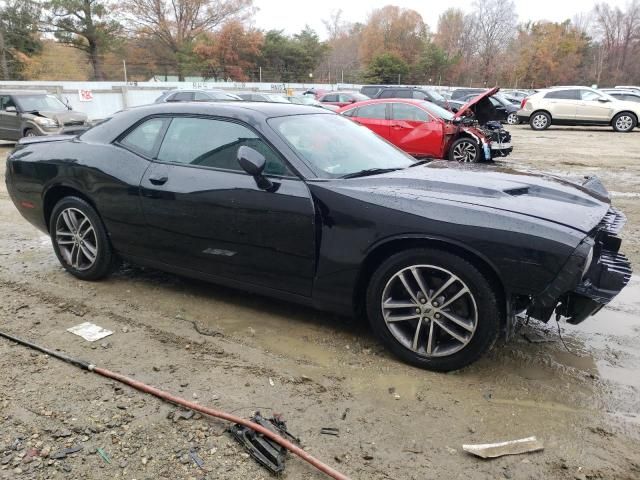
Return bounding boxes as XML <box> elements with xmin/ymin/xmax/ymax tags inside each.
<box><xmin>471</xmin><ymin>0</ymin><xmax>517</xmax><ymax>83</ymax></box>
<box><xmin>124</xmin><ymin>0</ymin><xmax>253</xmax><ymax>80</ymax></box>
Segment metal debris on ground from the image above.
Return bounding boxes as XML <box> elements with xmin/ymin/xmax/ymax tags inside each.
<box><xmin>462</xmin><ymin>436</ymin><xmax>544</xmax><ymax>459</ymax></box>
<box><xmin>230</xmin><ymin>412</ymin><xmax>299</xmax><ymax>475</ymax></box>
<box><xmin>97</xmin><ymin>448</ymin><xmax>111</xmax><ymax>464</ymax></box>
<box><xmin>67</xmin><ymin>322</ymin><xmax>113</xmax><ymax>342</ymax></box>
<box><xmin>50</xmin><ymin>445</ymin><xmax>83</xmax><ymax>460</ymax></box>
<box><xmin>321</xmin><ymin>427</ymin><xmax>340</xmax><ymax>437</ymax></box>
<box><xmin>189</xmin><ymin>448</ymin><xmax>205</xmax><ymax>469</ymax></box>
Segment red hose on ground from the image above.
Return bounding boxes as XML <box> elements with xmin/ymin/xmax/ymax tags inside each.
<box><xmin>92</xmin><ymin>366</ymin><xmax>352</xmax><ymax>480</ymax></box>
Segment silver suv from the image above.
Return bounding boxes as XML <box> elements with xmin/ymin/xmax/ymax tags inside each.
<box><xmin>517</xmin><ymin>87</ymin><xmax>639</xmax><ymax>132</ymax></box>
<box><xmin>0</xmin><ymin>91</ymin><xmax>90</xmax><ymax>140</ymax></box>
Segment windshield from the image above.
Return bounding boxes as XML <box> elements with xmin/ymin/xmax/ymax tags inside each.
<box><xmin>266</xmin><ymin>94</ymin><xmax>290</xmax><ymax>103</ymax></box>
<box><xmin>420</xmin><ymin>101</ymin><xmax>455</xmax><ymax>121</ymax></box>
<box><xmin>16</xmin><ymin>95</ymin><xmax>67</xmax><ymax>112</ymax></box>
<box><xmin>269</xmin><ymin>114</ymin><xmax>415</xmax><ymax>178</ymax></box>
<box><xmin>352</xmin><ymin>93</ymin><xmax>369</xmax><ymax>101</ymax></box>
<box><xmin>427</xmin><ymin>90</ymin><xmax>446</xmax><ymax>102</ymax></box>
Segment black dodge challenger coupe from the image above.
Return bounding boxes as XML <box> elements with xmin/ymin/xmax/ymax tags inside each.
<box><xmin>5</xmin><ymin>102</ymin><xmax>631</xmax><ymax>371</ymax></box>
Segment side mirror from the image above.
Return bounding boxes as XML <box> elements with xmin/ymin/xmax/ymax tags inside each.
<box><xmin>237</xmin><ymin>146</ymin><xmax>275</xmax><ymax>191</ymax></box>
<box><xmin>349</xmin><ymin>99</ymin><xmax>356</xmax><ymax>103</ymax></box>
<box><xmin>5</xmin><ymin>106</ymin><xmax>16</xmax><ymax>113</ymax></box>
<box><xmin>597</xmin><ymin>97</ymin><xmax>611</xmax><ymax>103</ymax></box>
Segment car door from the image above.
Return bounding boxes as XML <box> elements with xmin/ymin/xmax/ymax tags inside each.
<box><xmin>350</xmin><ymin>103</ymin><xmax>390</xmax><ymax>138</ymax></box>
<box><xmin>138</xmin><ymin>115</ymin><xmax>316</xmax><ymax>296</ymax></box>
<box><xmin>543</xmin><ymin>90</ymin><xmax>579</xmax><ymax>120</ymax></box>
<box><xmin>489</xmin><ymin>97</ymin><xmax>508</xmax><ymax>121</ymax></box>
<box><xmin>0</xmin><ymin>95</ymin><xmax>20</xmax><ymax>140</ymax></box>
<box><xmin>389</xmin><ymin>103</ymin><xmax>443</xmax><ymax>157</ymax></box>
<box><xmin>576</xmin><ymin>90</ymin><xmax>615</xmax><ymax>123</ymax></box>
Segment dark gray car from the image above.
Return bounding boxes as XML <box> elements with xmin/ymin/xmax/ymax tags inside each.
<box><xmin>0</xmin><ymin>91</ymin><xmax>89</xmax><ymax>140</ymax></box>
<box><xmin>154</xmin><ymin>89</ymin><xmax>242</xmax><ymax>103</ymax></box>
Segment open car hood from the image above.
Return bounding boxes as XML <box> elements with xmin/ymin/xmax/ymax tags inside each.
<box><xmin>454</xmin><ymin>87</ymin><xmax>500</xmax><ymax>119</ymax></box>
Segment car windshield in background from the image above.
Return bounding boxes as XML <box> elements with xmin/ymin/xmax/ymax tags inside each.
<box><xmin>353</xmin><ymin>93</ymin><xmax>370</xmax><ymax>102</ymax></box>
<box><xmin>421</xmin><ymin>101</ymin><xmax>455</xmax><ymax>121</ymax></box>
<box><xmin>265</xmin><ymin>94</ymin><xmax>290</xmax><ymax>103</ymax></box>
<box><xmin>428</xmin><ymin>90</ymin><xmax>446</xmax><ymax>102</ymax></box>
<box><xmin>269</xmin><ymin>114</ymin><xmax>414</xmax><ymax>178</ymax></box>
<box><xmin>16</xmin><ymin>95</ymin><xmax>67</xmax><ymax>112</ymax></box>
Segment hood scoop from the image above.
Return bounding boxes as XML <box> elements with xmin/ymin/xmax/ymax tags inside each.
<box><xmin>504</xmin><ymin>187</ymin><xmax>529</xmax><ymax>196</ymax></box>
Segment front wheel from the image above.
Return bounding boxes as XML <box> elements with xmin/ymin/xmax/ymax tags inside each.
<box><xmin>366</xmin><ymin>249</ymin><xmax>501</xmax><ymax>372</ymax></box>
<box><xmin>612</xmin><ymin>112</ymin><xmax>636</xmax><ymax>132</ymax></box>
<box><xmin>49</xmin><ymin>196</ymin><xmax>115</xmax><ymax>280</ymax></box>
<box><xmin>24</xmin><ymin>129</ymin><xmax>37</xmax><ymax>137</ymax></box>
<box><xmin>449</xmin><ymin>138</ymin><xmax>481</xmax><ymax>163</ymax></box>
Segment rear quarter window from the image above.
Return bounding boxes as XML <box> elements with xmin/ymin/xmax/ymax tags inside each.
<box><xmin>119</xmin><ymin>118</ymin><xmax>168</xmax><ymax>157</ymax></box>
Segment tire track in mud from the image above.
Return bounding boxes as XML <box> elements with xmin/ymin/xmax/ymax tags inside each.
<box><xmin>0</xmin><ymin>277</ymin><xmax>340</xmax><ymax>398</ymax></box>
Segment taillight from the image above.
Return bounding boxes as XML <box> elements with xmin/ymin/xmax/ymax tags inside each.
<box><xmin>521</xmin><ymin>98</ymin><xmax>528</xmax><ymax>109</ymax></box>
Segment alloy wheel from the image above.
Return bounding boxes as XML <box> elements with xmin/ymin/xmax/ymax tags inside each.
<box><xmin>25</xmin><ymin>130</ymin><xmax>37</xmax><ymax>137</ymax></box>
<box><xmin>615</xmin><ymin>115</ymin><xmax>634</xmax><ymax>132</ymax></box>
<box><xmin>452</xmin><ymin>141</ymin><xmax>477</xmax><ymax>162</ymax></box>
<box><xmin>381</xmin><ymin>265</ymin><xmax>478</xmax><ymax>357</ymax></box>
<box><xmin>55</xmin><ymin>208</ymin><xmax>98</xmax><ymax>271</ymax></box>
<box><xmin>532</xmin><ymin>114</ymin><xmax>548</xmax><ymax>129</ymax></box>
<box><xmin>507</xmin><ymin>113</ymin><xmax>518</xmax><ymax>125</ymax></box>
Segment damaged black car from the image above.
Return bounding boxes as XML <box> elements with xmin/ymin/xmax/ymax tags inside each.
<box><xmin>5</xmin><ymin>102</ymin><xmax>631</xmax><ymax>371</ymax></box>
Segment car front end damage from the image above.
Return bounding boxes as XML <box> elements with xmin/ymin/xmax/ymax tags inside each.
<box><xmin>514</xmin><ymin>204</ymin><xmax>631</xmax><ymax>332</ymax></box>
<box><xmin>458</xmin><ymin>123</ymin><xmax>513</xmax><ymax>161</ymax></box>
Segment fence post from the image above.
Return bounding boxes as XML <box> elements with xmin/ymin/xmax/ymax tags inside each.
<box><xmin>121</xmin><ymin>86</ymin><xmax>128</xmax><ymax>109</ymax></box>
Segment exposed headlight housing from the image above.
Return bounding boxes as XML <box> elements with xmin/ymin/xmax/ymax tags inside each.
<box><xmin>33</xmin><ymin>117</ymin><xmax>58</xmax><ymax>128</ymax></box>
<box><xmin>582</xmin><ymin>245</ymin><xmax>594</xmax><ymax>280</ymax></box>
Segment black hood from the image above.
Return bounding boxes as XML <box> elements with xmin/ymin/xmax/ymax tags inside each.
<box><xmin>323</xmin><ymin>161</ymin><xmax>609</xmax><ymax>234</ymax></box>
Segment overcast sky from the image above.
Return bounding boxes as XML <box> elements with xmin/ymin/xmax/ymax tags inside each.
<box><xmin>252</xmin><ymin>0</ymin><xmax>627</xmax><ymax>38</ymax></box>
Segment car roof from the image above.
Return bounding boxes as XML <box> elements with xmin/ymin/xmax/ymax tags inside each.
<box><xmin>337</xmin><ymin>98</ymin><xmax>428</xmax><ymax>109</ymax></box>
<box><xmin>81</xmin><ymin>102</ymin><xmax>331</xmax><ymax>144</ymax></box>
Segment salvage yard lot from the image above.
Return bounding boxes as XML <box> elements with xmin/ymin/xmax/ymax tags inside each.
<box><xmin>1</xmin><ymin>127</ymin><xmax>640</xmax><ymax>479</ymax></box>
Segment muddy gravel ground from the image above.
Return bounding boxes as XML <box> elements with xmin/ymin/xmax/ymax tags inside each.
<box><xmin>1</xmin><ymin>127</ymin><xmax>640</xmax><ymax>480</ymax></box>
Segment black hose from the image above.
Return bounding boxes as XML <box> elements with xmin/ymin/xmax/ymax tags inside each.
<box><xmin>0</xmin><ymin>329</ymin><xmax>93</xmax><ymax>370</ymax></box>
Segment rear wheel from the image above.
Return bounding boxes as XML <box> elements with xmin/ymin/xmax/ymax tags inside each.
<box><xmin>49</xmin><ymin>196</ymin><xmax>115</xmax><ymax>280</ymax></box>
<box><xmin>612</xmin><ymin>112</ymin><xmax>636</xmax><ymax>132</ymax></box>
<box><xmin>529</xmin><ymin>111</ymin><xmax>551</xmax><ymax>130</ymax></box>
<box><xmin>366</xmin><ymin>248</ymin><xmax>501</xmax><ymax>372</ymax></box>
<box><xmin>449</xmin><ymin>138</ymin><xmax>481</xmax><ymax>163</ymax></box>
<box><xmin>506</xmin><ymin>112</ymin><xmax>518</xmax><ymax>125</ymax></box>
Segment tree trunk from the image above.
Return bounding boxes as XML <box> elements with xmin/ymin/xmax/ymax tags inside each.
<box><xmin>89</xmin><ymin>40</ymin><xmax>105</xmax><ymax>80</ymax></box>
<box><xmin>0</xmin><ymin>30</ymin><xmax>9</xmax><ymax>80</ymax></box>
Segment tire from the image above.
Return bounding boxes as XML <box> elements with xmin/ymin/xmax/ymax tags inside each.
<box><xmin>366</xmin><ymin>248</ymin><xmax>501</xmax><ymax>372</ymax></box>
<box><xmin>529</xmin><ymin>111</ymin><xmax>551</xmax><ymax>130</ymax></box>
<box><xmin>24</xmin><ymin>129</ymin><xmax>37</xmax><ymax>137</ymax></box>
<box><xmin>506</xmin><ymin>112</ymin><xmax>518</xmax><ymax>125</ymax></box>
<box><xmin>449</xmin><ymin>138</ymin><xmax>481</xmax><ymax>163</ymax></box>
<box><xmin>49</xmin><ymin>196</ymin><xmax>115</xmax><ymax>281</ymax></box>
<box><xmin>612</xmin><ymin>112</ymin><xmax>636</xmax><ymax>133</ymax></box>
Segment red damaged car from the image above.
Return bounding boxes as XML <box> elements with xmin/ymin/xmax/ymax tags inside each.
<box><xmin>337</xmin><ymin>88</ymin><xmax>512</xmax><ymax>162</ymax></box>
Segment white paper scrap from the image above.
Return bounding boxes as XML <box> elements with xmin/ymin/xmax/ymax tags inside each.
<box><xmin>67</xmin><ymin>322</ymin><xmax>113</xmax><ymax>342</ymax></box>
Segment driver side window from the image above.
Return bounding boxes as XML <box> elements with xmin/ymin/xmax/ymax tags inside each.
<box><xmin>157</xmin><ymin>117</ymin><xmax>292</xmax><ymax>176</ymax></box>
<box><xmin>580</xmin><ymin>90</ymin><xmax>602</xmax><ymax>101</ymax></box>
<box><xmin>0</xmin><ymin>95</ymin><xmax>15</xmax><ymax>111</ymax></box>
<box><xmin>391</xmin><ymin>103</ymin><xmax>429</xmax><ymax>122</ymax></box>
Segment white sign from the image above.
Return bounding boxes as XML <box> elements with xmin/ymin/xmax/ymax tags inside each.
<box><xmin>78</xmin><ymin>89</ymin><xmax>94</xmax><ymax>102</ymax></box>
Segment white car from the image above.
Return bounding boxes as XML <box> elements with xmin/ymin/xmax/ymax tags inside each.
<box><xmin>517</xmin><ymin>87</ymin><xmax>639</xmax><ymax>132</ymax></box>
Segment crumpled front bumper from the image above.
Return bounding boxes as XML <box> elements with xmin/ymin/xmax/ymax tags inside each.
<box><xmin>561</xmin><ymin>207</ymin><xmax>632</xmax><ymax>323</ymax></box>
<box><xmin>526</xmin><ymin>207</ymin><xmax>632</xmax><ymax>325</ymax></box>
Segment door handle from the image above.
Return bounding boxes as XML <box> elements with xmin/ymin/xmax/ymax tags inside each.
<box><xmin>149</xmin><ymin>175</ymin><xmax>168</xmax><ymax>185</ymax></box>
